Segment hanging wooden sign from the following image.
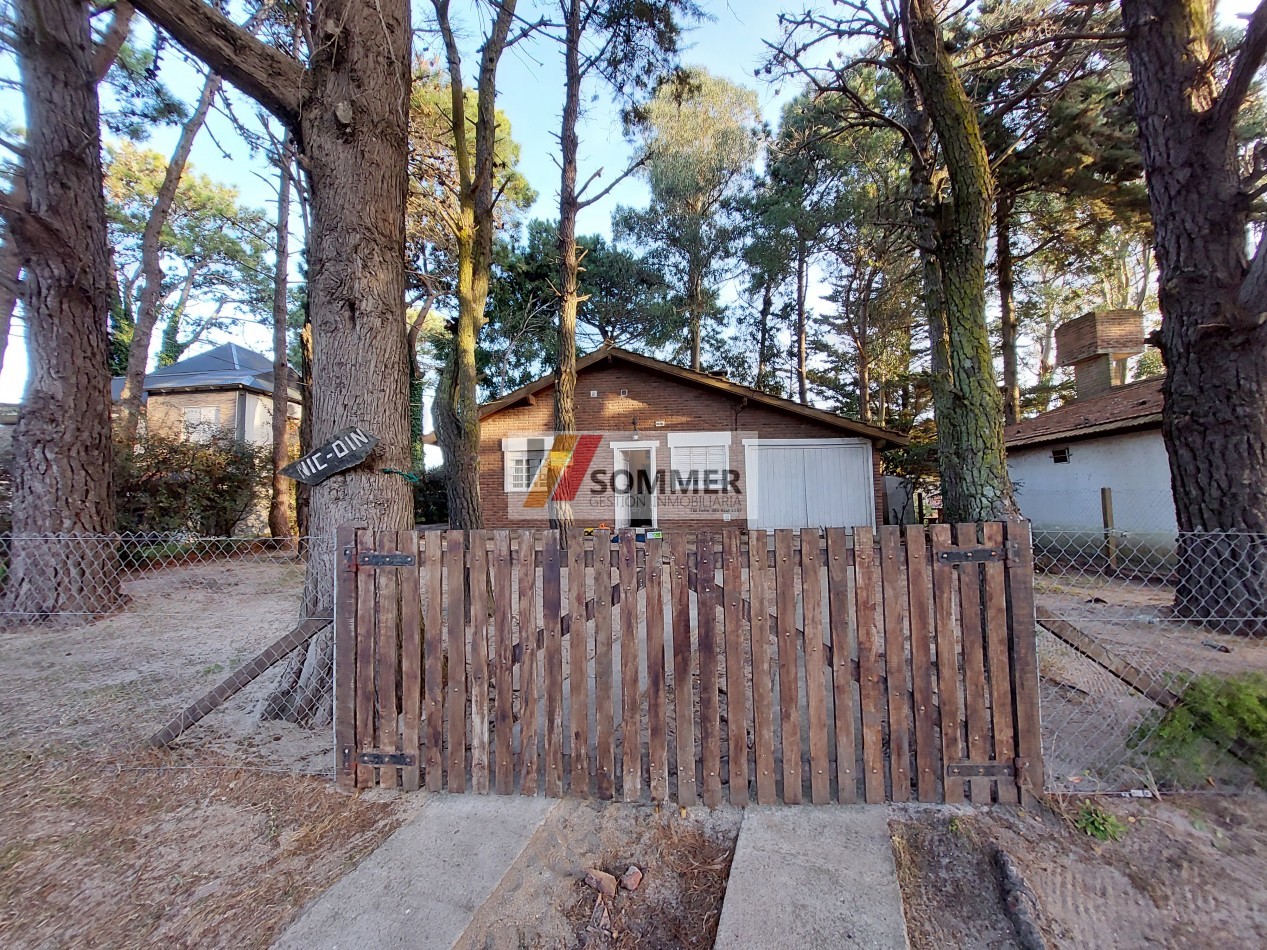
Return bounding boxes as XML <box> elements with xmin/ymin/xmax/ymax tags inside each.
<box><xmin>281</xmin><ymin>426</ymin><xmax>379</xmax><ymax>486</ymax></box>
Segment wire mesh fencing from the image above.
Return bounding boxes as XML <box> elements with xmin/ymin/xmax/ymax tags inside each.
<box><xmin>1033</xmin><ymin>521</ymin><xmax>1267</xmax><ymax>796</ymax></box>
<box><xmin>0</xmin><ymin>534</ymin><xmax>335</xmax><ymax>775</ymax></box>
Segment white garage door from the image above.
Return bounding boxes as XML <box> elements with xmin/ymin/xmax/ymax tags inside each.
<box><xmin>745</xmin><ymin>439</ymin><xmax>875</xmax><ymax>529</ymax></box>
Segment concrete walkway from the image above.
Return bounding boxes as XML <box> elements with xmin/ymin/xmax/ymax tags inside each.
<box><xmin>714</xmin><ymin>806</ymin><xmax>910</xmax><ymax>950</ymax></box>
<box><xmin>273</xmin><ymin>794</ymin><xmax>558</xmax><ymax>950</ymax></box>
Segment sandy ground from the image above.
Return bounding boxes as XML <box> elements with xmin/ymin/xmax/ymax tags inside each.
<box><xmin>892</xmin><ymin>791</ymin><xmax>1267</xmax><ymax>950</ymax></box>
<box><xmin>0</xmin><ymin>556</ymin><xmax>330</xmax><ymax>772</ymax></box>
<box><xmin>456</xmin><ymin>799</ymin><xmax>740</xmax><ymax>950</ymax></box>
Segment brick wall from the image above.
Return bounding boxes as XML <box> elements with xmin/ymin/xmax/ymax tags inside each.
<box><xmin>476</xmin><ymin>362</ymin><xmax>886</xmax><ymax>530</ymax></box>
<box><xmin>1055</xmin><ymin>310</ymin><xmax>1144</xmax><ymax>366</ymax></box>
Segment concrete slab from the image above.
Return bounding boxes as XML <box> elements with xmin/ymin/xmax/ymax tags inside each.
<box><xmin>714</xmin><ymin>806</ymin><xmax>909</xmax><ymax>950</ymax></box>
<box><xmin>273</xmin><ymin>794</ymin><xmax>559</xmax><ymax>950</ymax></box>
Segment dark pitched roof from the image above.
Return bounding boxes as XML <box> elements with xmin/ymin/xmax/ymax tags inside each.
<box><xmin>117</xmin><ymin>343</ymin><xmax>301</xmax><ymax>402</ymax></box>
<box><xmin>464</xmin><ymin>344</ymin><xmax>909</xmax><ymax>449</ymax></box>
<box><xmin>1005</xmin><ymin>377</ymin><xmax>1162</xmax><ymax>449</ymax></box>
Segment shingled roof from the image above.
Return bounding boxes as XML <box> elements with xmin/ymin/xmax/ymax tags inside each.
<box><xmin>111</xmin><ymin>343</ymin><xmax>301</xmax><ymax>402</ymax></box>
<box><xmin>1005</xmin><ymin>376</ymin><xmax>1162</xmax><ymax>449</ymax></box>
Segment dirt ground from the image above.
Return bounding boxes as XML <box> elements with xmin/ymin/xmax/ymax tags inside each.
<box><xmin>893</xmin><ymin>790</ymin><xmax>1267</xmax><ymax>950</ymax></box>
<box><xmin>0</xmin><ymin>750</ymin><xmax>412</xmax><ymax>949</ymax></box>
<box><xmin>456</xmin><ymin>800</ymin><xmax>740</xmax><ymax>950</ymax></box>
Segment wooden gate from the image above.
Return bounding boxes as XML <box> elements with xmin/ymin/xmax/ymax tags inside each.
<box><xmin>333</xmin><ymin>523</ymin><xmax>1042</xmax><ymax>805</ymax></box>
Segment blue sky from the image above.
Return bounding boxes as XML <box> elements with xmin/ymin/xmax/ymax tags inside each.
<box><xmin>0</xmin><ymin>0</ymin><xmax>795</xmax><ymax>402</ymax></box>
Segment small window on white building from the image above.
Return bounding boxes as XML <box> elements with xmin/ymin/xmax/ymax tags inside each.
<box><xmin>1051</xmin><ymin>447</ymin><xmax>1071</xmax><ymax>464</ymax></box>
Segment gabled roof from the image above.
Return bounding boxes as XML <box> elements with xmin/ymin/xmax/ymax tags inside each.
<box><xmin>1005</xmin><ymin>377</ymin><xmax>1162</xmax><ymax>449</ymax></box>
<box><xmin>472</xmin><ymin>345</ymin><xmax>909</xmax><ymax>449</ymax></box>
<box><xmin>117</xmin><ymin>343</ymin><xmax>301</xmax><ymax>402</ymax></box>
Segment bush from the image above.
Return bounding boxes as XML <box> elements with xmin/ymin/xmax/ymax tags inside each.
<box><xmin>1133</xmin><ymin>671</ymin><xmax>1267</xmax><ymax>788</ymax></box>
<box><xmin>115</xmin><ymin>428</ymin><xmax>271</xmax><ymax>536</ymax></box>
<box><xmin>413</xmin><ymin>465</ymin><xmax>448</xmax><ymax>526</ymax></box>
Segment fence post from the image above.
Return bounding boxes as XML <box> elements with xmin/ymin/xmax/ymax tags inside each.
<box><xmin>333</xmin><ymin>524</ymin><xmax>359</xmax><ymax>790</ymax></box>
<box><xmin>1101</xmin><ymin>487</ymin><xmax>1118</xmax><ymax>576</ymax></box>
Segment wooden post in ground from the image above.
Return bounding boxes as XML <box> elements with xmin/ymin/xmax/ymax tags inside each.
<box><xmin>1101</xmin><ymin>487</ymin><xmax>1118</xmax><ymax>576</ymax></box>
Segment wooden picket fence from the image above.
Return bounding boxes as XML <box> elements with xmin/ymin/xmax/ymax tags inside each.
<box><xmin>333</xmin><ymin>523</ymin><xmax>1042</xmax><ymax>805</ymax></box>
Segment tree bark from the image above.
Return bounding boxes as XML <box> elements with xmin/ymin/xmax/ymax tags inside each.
<box><xmin>0</xmin><ymin>225</ymin><xmax>19</xmax><ymax>380</ymax></box>
<box><xmin>996</xmin><ymin>190</ymin><xmax>1021</xmax><ymax>425</ymax></box>
<box><xmin>905</xmin><ymin>0</ymin><xmax>1016</xmax><ymax>522</ymax></box>
<box><xmin>115</xmin><ymin>69</ymin><xmax>222</xmax><ymax>446</ymax></box>
<box><xmin>268</xmin><ymin>134</ymin><xmax>294</xmax><ymax>543</ymax></box>
<box><xmin>687</xmin><ymin>252</ymin><xmax>703</xmax><ymax>371</ymax></box>
<box><xmin>795</xmin><ymin>237</ymin><xmax>808</xmax><ymax>404</ymax></box>
<box><xmin>135</xmin><ymin>0</ymin><xmax>414</xmax><ymax>720</ymax></box>
<box><xmin>755</xmin><ymin>281</ymin><xmax>773</xmax><ymax>391</ymax></box>
<box><xmin>1123</xmin><ymin>0</ymin><xmax>1267</xmax><ymax>630</ymax></box>
<box><xmin>551</xmin><ymin>0</ymin><xmax>583</xmax><ymax>533</ymax></box>
<box><xmin>432</xmin><ymin>0</ymin><xmax>518</xmax><ymax>530</ymax></box>
<box><xmin>4</xmin><ymin>0</ymin><xmax>120</xmax><ymax>615</ymax></box>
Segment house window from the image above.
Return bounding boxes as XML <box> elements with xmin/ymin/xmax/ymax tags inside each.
<box><xmin>505</xmin><ymin>449</ymin><xmax>548</xmax><ymax>492</ymax></box>
<box><xmin>182</xmin><ymin>406</ymin><xmax>220</xmax><ymax>442</ymax></box>
<box><xmin>1051</xmin><ymin>447</ymin><xmax>1071</xmax><ymax>464</ymax></box>
<box><xmin>668</xmin><ymin>432</ymin><xmax>731</xmax><ymax>491</ymax></box>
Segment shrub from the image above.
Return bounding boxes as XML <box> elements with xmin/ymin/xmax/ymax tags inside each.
<box><xmin>413</xmin><ymin>465</ymin><xmax>448</xmax><ymax>526</ymax></box>
<box><xmin>1133</xmin><ymin>671</ymin><xmax>1267</xmax><ymax>788</ymax></box>
<box><xmin>115</xmin><ymin>428</ymin><xmax>271</xmax><ymax>536</ymax></box>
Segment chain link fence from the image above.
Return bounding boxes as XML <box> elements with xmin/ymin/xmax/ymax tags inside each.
<box><xmin>0</xmin><ymin>534</ymin><xmax>334</xmax><ymax>775</ymax></box>
<box><xmin>1028</xmin><ymin>490</ymin><xmax>1267</xmax><ymax>795</ymax></box>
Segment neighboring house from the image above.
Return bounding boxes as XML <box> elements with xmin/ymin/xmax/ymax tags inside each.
<box><xmin>442</xmin><ymin>345</ymin><xmax>907</xmax><ymax>531</ymax></box>
<box><xmin>112</xmin><ymin>343</ymin><xmax>301</xmax><ymax>446</ymax></box>
<box><xmin>1005</xmin><ymin>310</ymin><xmax>1175</xmax><ymax>567</ymax></box>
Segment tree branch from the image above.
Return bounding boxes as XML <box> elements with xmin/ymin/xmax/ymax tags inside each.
<box><xmin>1213</xmin><ymin>0</ymin><xmax>1267</xmax><ymax>136</ymax></box>
<box><xmin>92</xmin><ymin>0</ymin><xmax>135</xmax><ymax>81</ymax></box>
<box><xmin>131</xmin><ymin>0</ymin><xmax>303</xmax><ymax>125</ymax></box>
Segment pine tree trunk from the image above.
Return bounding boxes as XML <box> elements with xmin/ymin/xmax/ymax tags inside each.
<box><xmin>551</xmin><ymin>0</ymin><xmax>582</xmax><ymax>534</ymax></box>
<box><xmin>756</xmin><ymin>282</ymin><xmax>773</xmax><ymax>390</ymax></box>
<box><xmin>905</xmin><ymin>0</ymin><xmax>1016</xmax><ymax>522</ymax></box>
<box><xmin>116</xmin><ymin>71</ymin><xmax>222</xmax><ymax>446</ymax></box>
<box><xmin>268</xmin><ymin>136</ymin><xmax>294</xmax><ymax>543</ymax></box>
<box><xmin>688</xmin><ymin>254</ymin><xmax>703</xmax><ymax>371</ymax></box>
<box><xmin>5</xmin><ymin>0</ymin><xmax>120</xmax><ymax>616</ymax></box>
<box><xmin>0</xmin><ymin>225</ymin><xmax>20</xmax><ymax>380</ymax></box>
<box><xmin>1123</xmin><ymin>0</ymin><xmax>1267</xmax><ymax>631</ymax></box>
<box><xmin>996</xmin><ymin>190</ymin><xmax>1021</xmax><ymax>425</ymax></box>
<box><xmin>795</xmin><ymin>238</ymin><xmax>808</xmax><ymax>404</ymax></box>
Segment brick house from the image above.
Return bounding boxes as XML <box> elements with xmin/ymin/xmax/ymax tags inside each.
<box><xmin>451</xmin><ymin>345</ymin><xmax>907</xmax><ymax>531</ymax></box>
<box><xmin>113</xmin><ymin>343</ymin><xmax>301</xmax><ymax>447</ymax></box>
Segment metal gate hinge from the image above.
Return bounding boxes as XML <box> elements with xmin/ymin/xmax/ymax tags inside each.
<box><xmin>356</xmin><ymin>751</ymin><xmax>416</xmax><ymax>767</ymax></box>
<box><xmin>357</xmin><ymin>552</ymin><xmax>416</xmax><ymax>568</ymax></box>
<box><xmin>946</xmin><ymin>761</ymin><xmax>1015</xmax><ymax>778</ymax></box>
<box><xmin>937</xmin><ymin>542</ymin><xmax>1017</xmax><ymax>565</ymax></box>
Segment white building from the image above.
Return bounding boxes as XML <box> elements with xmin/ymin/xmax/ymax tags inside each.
<box><xmin>1005</xmin><ymin>311</ymin><xmax>1175</xmax><ymax>570</ymax></box>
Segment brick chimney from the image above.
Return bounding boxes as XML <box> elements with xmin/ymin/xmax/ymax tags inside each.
<box><xmin>1055</xmin><ymin>310</ymin><xmax>1145</xmax><ymax>400</ymax></box>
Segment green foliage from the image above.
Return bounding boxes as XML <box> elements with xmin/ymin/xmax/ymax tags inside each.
<box><xmin>1133</xmin><ymin>673</ymin><xmax>1267</xmax><ymax>788</ymax></box>
<box><xmin>412</xmin><ymin>467</ymin><xmax>449</xmax><ymax>526</ymax></box>
<box><xmin>115</xmin><ymin>429</ymin><xmax>271</xmax><ymax>537</ymax></box>
<box><xmin>1073</xmin><ymin>802</ymin><xmax>1128</xmax><ymax>842</ymax></box>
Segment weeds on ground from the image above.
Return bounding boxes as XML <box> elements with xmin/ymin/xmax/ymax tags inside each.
<box><xmin>1073</xmin><ymin>802</ymin><xmax>1129</xmax><ymax>842</ymax></box>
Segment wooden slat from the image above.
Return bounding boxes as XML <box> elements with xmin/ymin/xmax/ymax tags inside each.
<box><xmin>593</xmin><ymin>531</ymin><xmax>615</xmax><ymax>800</ymax></box>
<box><xmin>956</xmin><ymin>523</ymin><xmax>991</xmax><ymax>803</ymax></box>
<box><xmin>879</xmin><ymin>526</ymin><xmax>910</xmax><ymax>803</ymax></box>
<box><xmin>982</xmin><ymin>523</ymin><xmax>1019</xmax><ymax>804</ymax></box>
<box><xmin>424</xmin><ymin>532</ymin><xmax>444</xmax><ymax>793</ymax></box>
<box><xmin>645</xmin><ymin>537</ymin><xmax>669</xmax><ymax>801</ymax></box>
<box><xmin>492</xmin><ymin>532</ymin><xmax>514</xmax><ymax>795</ymax></box>
<box><xmin>542</xmin><ymin>530</ymin><xmax>564</xmax><ymax>798</ymax></box>
<box><xmin>446</xmin><ymin>531</ymin><xmax>467</xmax><ymax>792</ymax></box>
<box><xmin>825</xmin><ymin>528</ymin><xmax>857</xmax><ymax>804</ymax></box>
<box><xmin>376</xmin><ymin>533</ymin><xmax>401</xmax><ymax>789</ymax></box>
<box><xmin>905</xmin><ymin>525</ymin><xmax>937</xmax><ymax>802</ymax></box>
<box><xmin>669</xmin><ymin>533</ymin><xmax>697</xmax><ymax>804</ymax></box>
<box><xmin>399</xmin><ymin>531</ymin><xmax>423</xmax><ymax>792</ymax></box>
<box><xmin>355</xmin><ymin>529</ymin><xmax>377</xmax><ymax>788</ymax></box>
<box><xmin>774</xmin><ymin>529</ymin><xmax>802</xmax><ymax>805</ymax></box>
<box><xmin>800</xmin><ymin>528</ymin><xmax>830</xmax><ymax>805</ymax></box>
<box><xmin>333</xmin><ymin>526</ymin><xmax>358</xmax><ymax>790</ymax></box>
<box><xmin>929</xmin><ymin>524</ymin><xmax>964</xmax><ymax>804</ymax></box>
<box><xmin>567</xmin><ymin>530</ymin><xmax>590</xmax><ymax>796</ymax></box>
<box><xmin>469</xmin><ymin>531</ymin><xmax>490</xmax><ymax>794</ymax></box>
<box><xmin>518</xmin><ymin>531</ymin><xmax>540</xmax><ymax>796</ymax></box>
<box><xmin>697</xmin><ymin>532</ymin><xmax>723</xmax><ymax>808</ymax></box>
<box><xmin>854</xmin><ymin>527</ymin><xmax>885</xmax><ymax>804</ymax></box>
<box><xmin>722</xmin><ymin>531</ymin><xmax>748</xmax><ymax>807</ymax></box>
<box><xmin>619</xmin><ymin>530</ymin><xmax>642</xmax><ymax>801</ymax></box>
<box><xmin>748</xmin><ymin>530</ymin><xmax>777</xmax><ymax>805</ymax></box>
<box><xmin>1006</xmin><ymin>520</ymin><xmax>1045</xmax><ymax>802</ymax></box>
